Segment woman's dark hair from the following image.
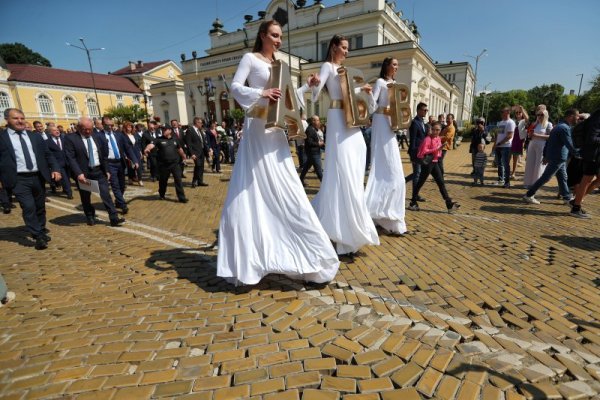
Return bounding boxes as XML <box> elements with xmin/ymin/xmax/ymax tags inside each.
<box><xmin>252</xmin><ymin>20</ymin><xmax>281</xmax><ymax>59</ymax></box>
<box><xmin>325</xmin><ymin>34</ymin><xmax>348</xmax><ymax>62</ymax></box>
<box><xmin>379</xmin><ymin>57</ymin><xmax>396</xmax><ymax>79</ymax></box>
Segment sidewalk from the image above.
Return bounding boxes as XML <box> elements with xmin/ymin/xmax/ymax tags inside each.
<box><xmin>0</xmin><ymin>145</ymin><xmax>598</xmax><ymax>399</ymax></box>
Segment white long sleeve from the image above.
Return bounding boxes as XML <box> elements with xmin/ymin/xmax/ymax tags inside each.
<box><xmin>231</xmin><ymin>53</ymin><xmax>265</xmax><ymax>110</ymax></box>
<box><xmin>312</xmin><ymin>62</ymin><xmax>334</xmax><ymax>102</ymax></box>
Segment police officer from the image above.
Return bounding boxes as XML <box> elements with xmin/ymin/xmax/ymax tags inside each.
<box><xmin>144</xmin><ymin>126</ymin><xmax>188</xmax><ymax>203</ymax></box>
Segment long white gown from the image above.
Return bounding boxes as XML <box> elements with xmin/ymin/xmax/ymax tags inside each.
<box><xmin>311</xmin><ymin>62</ymin><xmax>380</xmax><ymax>255</ymax></box>
<box><xmin>217</xmin><ymin>53</ymin><xmax>339</xmax><ymax>285</ymax></box>
<box><xmin>365</xmin><ymin>78</ymin><xmax>407</xmax><ymax>234</ymax></box>
<box><xmin>523</xmin><ymin>122</ymin><xmax>553</xmax><ymax>187</ymax></box>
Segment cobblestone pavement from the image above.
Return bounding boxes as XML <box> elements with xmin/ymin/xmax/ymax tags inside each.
<box><xmin>1</xmin><ymin>145</ymin><xmax>599</xmax><ymax>400</ymax></box>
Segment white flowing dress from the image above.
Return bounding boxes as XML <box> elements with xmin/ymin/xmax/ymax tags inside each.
<box><xmin>524</xmin><ymin>122</ymin><xmax>553</xmax><ymax>187</ymax></box>
<box><xmin>217</xmin><ymin>53</ymin><xmax>339</xmax><ymax>285</ymax></box>
<box><xmin>311</xmin><ymin>62</ymin><xmax>380</xmax><ymax>255</ymax></box>
<box><xmin>365</xmin><ymin>78</ymin><xmax>407</xmax><ymax>234</ymax></box>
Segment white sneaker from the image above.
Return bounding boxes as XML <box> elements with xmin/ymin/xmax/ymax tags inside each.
<box><xmin>523</xmin><ymin>195</ymin><xmax>540</xmax><ymax>204</ymax></box>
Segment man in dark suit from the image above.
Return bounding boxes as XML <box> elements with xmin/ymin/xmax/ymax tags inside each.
<box><xmin>300</xmin><ymin>115</ymin><xmax>324</xmax><ymax>186</ymax></box>
<box><xmin>170</xmin><ymin>119</ymin><xmax>187</xmax><ymax>177</ymax></box>
<box><xmin>46</xmin><ymin>125</ymin><xmax>73</xmax><ymax>199</ymax></box>
<box><xmin>405</xmin><ymin>102</ymin><xmax>429</xmax><ymax>205</ymax></box>
<box><xmin>0</xmin><ymin>108</ymin><xmax>61</xmax><ymax>249</ymax></box>
<box><xmin>185</xmin><ymin>117</ymin><xmax>211</xmax><ymax>187</ymax></box>
<box><xmin>141</xmin><ymin>121</ymin><xmax>161</xmax><ymax>181</ymax></box>
<box><xmin>96</xmin><ymin>116</ymin><xmax>138</xmax><ymax>214</ymax></box>
<box><xmin>64</xmin><ymin>117</ymin><xmax>124</xmax><ymax>227</ymax></box>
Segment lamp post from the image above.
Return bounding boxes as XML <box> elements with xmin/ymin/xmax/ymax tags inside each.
<box><xmin>464</xmin><ymin>49</ymin><xmax>487</xmax><ymax>118</ymax></box>
<box><xmin>66</xmin><ymin>38</ymin><xmax>104</xmax><ymax>114</ymax></box>
<box><xmin>198</xmin><ymin>78</ymin><xmax>215</xmax><ymax>123</ymax></box>
<box><xmin>480</xmin><ymin>82</ymin><xmax>492</xmax><ymax>121</ymax></box>
<box><xmin>576</xmin><ymin>73</ymin><xmax>584</xmax><ymax>97</ymax></box>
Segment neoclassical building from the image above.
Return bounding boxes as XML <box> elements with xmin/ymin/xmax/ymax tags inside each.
<box><xmin>180</xmin><ymin>0</ymin><xmax>475</xmax><ymax>126</ymax></box>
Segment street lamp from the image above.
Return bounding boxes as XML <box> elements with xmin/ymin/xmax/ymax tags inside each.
<box><xmin>464</xmin><ymin>49</ymin><xmax>488</xmax><ymax>118</ymax></box>
<box><xmin>198</xmin><ymin>78</ymin><xmax>216</xmax><ymax>123</ymax></box>
<box><xmin>66</xmin><ymin>38</ymin><xmax>104</xmax><ymax>114</ymax></box>
<box><xmin>576</xmin><ymin>73</ymin><xmax>584</xmax><ymax>97</ymax></box>
<box><xmin>480</xmin><ymin>82</ymin><xmax>492</xmax><ymax>120</ymax></box>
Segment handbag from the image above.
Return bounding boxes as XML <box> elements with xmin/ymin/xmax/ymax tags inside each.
<box><xmin>421</xmin><ymin>153</ymin><xmax>434</xmax><ymax>165</ymax></box>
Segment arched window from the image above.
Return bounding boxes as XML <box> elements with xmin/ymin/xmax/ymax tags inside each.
<box><xmin>64</xmin><ymin>96</ymin><xmax>77</xmax><ymax>116</ymax></box>
<box><xmin>38</xmin><ymin>94</ymin><xmax>54</xmax><ymax>115</ymax></box>
<box><xmin>0</xmin><ymin>92</ymin><xmax>10</xmax><ymax>114</ymax></box>
<box><xmin>87</xmin><ymin>98</ymin><xmax>99</xmax><ymax>117</ymax></box>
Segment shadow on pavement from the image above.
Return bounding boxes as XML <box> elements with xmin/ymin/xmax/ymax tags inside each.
<box><xmin>479</xmin><ymin>205</ymin><xmax>565</xmax><ymax>216</ymax></box>
<box><xmin>145</xmin><ymin>247</ymin><xmax>311</xmax><ymax>294</ymax></box>
<box><xmin>48</xmin><ymin>213</ymin><xmax>89</xmax><ymax>227</ymax></box>
<box><xmin>0</xmin><ymin>226</ymin><xmax>36</xmax><ymax>248</ymax></box>
<box><xmin>541</xmin><ymin>235</ymin><xmax>600</xmax><ymax>251</ymax></box>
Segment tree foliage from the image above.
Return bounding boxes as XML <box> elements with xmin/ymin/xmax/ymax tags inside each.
<box><xmin>230</xmin><ymin>108</ymin><xmax>245</xmax><ymax>123</ymax></box>
<box><xmin>104</xmin><ymin>104</ymin><xmax>149</xmax><ymax>124</ymax></box>
<box><xmin>575</xmin><ymin>68</ymin><xmax>600</xmax><ymax>113</ymax></box>
<box><xmin>0</xmin><ymin>42</ymin><xmax>52</xmax><ymax>67</ymax></box>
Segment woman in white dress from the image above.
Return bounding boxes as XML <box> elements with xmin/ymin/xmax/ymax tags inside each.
<box><xmin>365</xmin><ymin>57</ymin><xmax>407</xmax><ymax>235</ymax></box>
<box><xmin>217</xmin><ymin>20</ymin><xmax>339</xmax><ymax>285</ymax></box>
<box><xmin>311</xmin><ymin>35</ymin><xmax>380</xmax><ymax>257</ymax></box>
<box><xmin>523</xmin><ymin>107</ymin><xmax>553</xmax><ymax>188</ymax></box>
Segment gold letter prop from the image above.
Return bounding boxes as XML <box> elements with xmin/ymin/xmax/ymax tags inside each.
<box><xmin>387</xmin><ymin>82</ymin><xmax>412</xmax><ymax>130</ymax></box>
<box><xmin>338</xmin><ymin>66</ymin><xmax>371</xmax><ymax>128</ymax></box>
<box><xmin>265</xmin><ymin>60</ymin><xmax>306</xmax><ymax>140</ymax></box>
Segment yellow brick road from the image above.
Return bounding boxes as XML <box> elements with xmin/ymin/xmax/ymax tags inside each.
<box><xmin>0</xmin><ymin>145</ymin><xmax>599</xmax><ymax>399</ymax></box>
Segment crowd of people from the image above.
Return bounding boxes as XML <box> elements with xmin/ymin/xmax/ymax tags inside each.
<box><xmin>1</xmin><ymin>20</ymin><xmax>598</xmax><ymax>289</ymax></box>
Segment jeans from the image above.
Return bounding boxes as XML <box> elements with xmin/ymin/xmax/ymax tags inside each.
<box><xmin>405</xmin><ymin>160</ymin><xmax>422</xmax><ymax>197</ymax></box>
<box><xmin>526</xmin><ymin>160</ymin><xmax>570</xmax><ymax>199</ymax></box>
<box><xmin>495</xmin><ymin>147</ymin><xmax>511</xmax><ymax>184</ymax></box>
<box><xmin>300</xmin><ymin>152</ymin><xmax>323</xmax><ymax>182</ymax></box>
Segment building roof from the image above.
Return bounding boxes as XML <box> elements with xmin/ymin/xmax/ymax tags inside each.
<box><xmin>111</xmin><ymin>60</ymin><xmax>172</xmax><ymax>76</ymax></box>
<box><xmin>7</xmin><ymin>64</ymin><xmax>142</xmax><ymax>93</ymax></box>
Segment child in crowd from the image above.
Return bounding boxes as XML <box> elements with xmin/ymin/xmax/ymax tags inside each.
<box><xmin>473</xmin><ymin>142</ymin><xmax>488</xmax><ymax>186</ymax></box>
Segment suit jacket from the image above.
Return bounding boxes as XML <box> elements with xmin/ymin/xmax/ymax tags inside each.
<box><xmin>408</xmin><ymin>116</ymin><xmax>427</xmax><ymax>160</ymax></box>
<box><xmin>141</xmin><ymin>130</ymin><xmax>160</xmax><ymax>154</ymax></box>
<box><xmin>185</xmin><ymin>127</ymin><xmax>209</xmax><ymax>158</ymax></box>
<box><xmin>304</xmin><ymin>125</ymin><xmax>323</xmax><ymax>154</ymax></box>
<box><xmin>64</xmin><ymin>133</ymin><xmax>108</xmax><ymax>177</ymax></box>
<box><xmin>0</xmin><ymin>129</ymin><xmax>59</xmax><ymax>188</ymax></box>
<box><xmin>206</xmin><ymin>129</ymin><xmax>220</xmax><ymax>150</ymax></box>
<box><xmin>95</xmin><ymin>130</ymin><xmax>139</xmax><ymax>165</ymax></box>
<box><xmin>46</xmin><ymin>135</ymin><xmax>68</xmax><ymax>168</ymax></box>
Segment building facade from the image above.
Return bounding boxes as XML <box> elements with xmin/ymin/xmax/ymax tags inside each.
<box><xmin>0</xmin><ymin>59</ymin><xmax>142</xmax><ymax>128</ymax></box>
<box><xmin>179</xmin><ymin>0</ymin><xmax>474</xmax><ymax>126</ymax></box>
<box><xmin>436</xmin><ymin>61</ymin><xmax>475</xmax><ymax>123</ymax></box>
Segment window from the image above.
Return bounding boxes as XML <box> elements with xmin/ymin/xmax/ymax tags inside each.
<box><xmin>0</xmin><ymin>92</ymin><xmax>10</xmax><ymax>114</ymax></box>
<box><xmin>64</xmin><ymin>96</ymin><xmax>77</xmax><ymax>116</ymax></box>
<box><xmin>87</xmin><ymin>98</ymin><xmax>99</xmax><ymax>117</ymax></box>
<box><xmin>38</xmin><ymin>94</ymin><xmax>53</xmax><ymax>115</ymax></box>
<box><xmin>133</xmin><ymin>95</ymin><xmax>140</xmax><ymax>104</ymax></box>
<box><xmin>116</xmin><ymin>94</ymin><xmax>124</xmax><ymax>107</ymax></box>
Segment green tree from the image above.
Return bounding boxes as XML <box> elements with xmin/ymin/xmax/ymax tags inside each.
<box><xmin>0</xmin><ymin>42</ymin><xmax>52</xmax><ymax>67</ymax></box>
<box><xmin>527</xmin><ymin>83</ymin><xmax>564</xmax><ymax>121</ymax></box>
<box><xmin>575</xmin><ymin>69</ymin><xmax>600</xmax><ymax>113</ymax></box>
<box><xmin>230</xmin><ymin>108</ymin><xmax>245</xmax><ymax>124</ymax></box>
<box><xmin>104</xmin><ymin>104</ymin><xmax>149</xmax><ymax>124</ymax></box>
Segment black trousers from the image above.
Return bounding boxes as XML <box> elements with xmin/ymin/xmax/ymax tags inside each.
<box><xmin>13</xmin><ymin>173</ymin><xmax>47</xmax><ymax>236</ymax></box>
<box><xmin>0</xmin><ymin>186</ymin><xmax>13</xmax><ymax>208</ymax></box>
<box><xmin>77</xmin><ymin>169</ymin><xmax>118</xmax><ymax>220</ymax></box>
<box><xmin>147</xmin><ymin>154</ymin><xmax>158</xmax><ymax>179</ymax></box>
<box><xmin>159</xmin><ymin>161</ymin><xmax>186</xmax><ymax>200</ymax></box>
<box><xmin>211</xmin><ymin>146</ymin><xmax>221</xmax><ymax>172</ymax></box>
<box><xmin>411</xmin><ymin>162</ymin><xmax>451</xmax><ymax>205</ymax></box>
<box><xmin>192</xmin><ymin>154</ymin><xmax>206</xmax><ymax>185</ymax></box>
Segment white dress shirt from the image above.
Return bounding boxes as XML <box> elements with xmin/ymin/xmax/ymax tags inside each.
<box><xmin>8</xmin><ymin>128</ymin><xmax>39</xmax><ymax>172</ymax></box>
<box><xmin>80</xmin><ymin>134</ymin><xmax>100</xmax><ymax>168</ymax></box>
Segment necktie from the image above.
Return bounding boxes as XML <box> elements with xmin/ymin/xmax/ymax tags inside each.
<box><xmin>16</xmin><ymin>131</ymin><xmax>34</xmax><ymax>170</ymax></box>
<box><xmin>87</xmin><ymin>137</ymin><xmax>95</xmax><ymax>167</ymax></box>
<box><xmin>56</xmin><ymin>138</ymin><xmax>62</xmax><ymax>150</ymax></box>
<box><xmin>108</xmin><ymin>132</ymin><xmax>120</xmax><ymax>159</ymax></box>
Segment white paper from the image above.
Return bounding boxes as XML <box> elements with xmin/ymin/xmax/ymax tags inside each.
<box><xmin>78</xmin><ymin>179</ymin><xmax>100</xmax><ymax>195</ymax></box>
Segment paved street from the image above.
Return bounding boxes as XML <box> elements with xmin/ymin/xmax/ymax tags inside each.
<box><xmin>1</xmin><ymin>145</ymin><xmax>599</xmax><ymax>400</ymax></box>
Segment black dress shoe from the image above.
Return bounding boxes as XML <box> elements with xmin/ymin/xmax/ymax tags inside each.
<box><xmin>67</xmin><ymin>194</ymin><xmax>74</xmax><ymax>200</ymax></box>
<box><xmin>179</xmin><ymin>198</ymin><xmax>189</xmax><ymax>203</ymax></box>
<box><xmin>110</xmin><ymin>218</ymin><xmax>125</xmax><ymax>227</ymax></box>
<box><xmin>35</xmin><ymin>236</ymin><xmax>48</xmax><ymax>250</ymax></box>
<box><xmin>86</xmin><ymin>216</ymin><xmax>97</xmax><ymax>226</ymax></box>
<box><xmin>159</xmin><ymin>195</ymin><xmax>166</xmax><ymax>200</ymax></box>
<box><xmin>2</xmin><ymin>206</ymin><xmax>10</xmax><ymax>214</ymax></box>
<box><xmin>43</xmin><ymin>228</ymin><xmax>50</xmax><ymax>234</ymax></box>
<box><xmin>191</xmin><ymin>182</ymin><xmax>197</xmax><ymax>188</ymax></box>
<box><xmin>417</xmin><ymin>196</ymin><xmax>426</xmax><ymax>202</ymax></box>
<box><xmin>198</xmin><ymin>182</ymin><xmax>208</xmax><ymax>187</ymax></box>
<box><xmin>121</xmin><ymin>206</ymin><xmax>129</xmax><ymax>215</ymax></box>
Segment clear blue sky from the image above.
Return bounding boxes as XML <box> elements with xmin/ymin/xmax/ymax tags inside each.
<box><xmin>4</xmin><ymin>0</ymin><xmax>599</xmax><ymax>95</ymax></box>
